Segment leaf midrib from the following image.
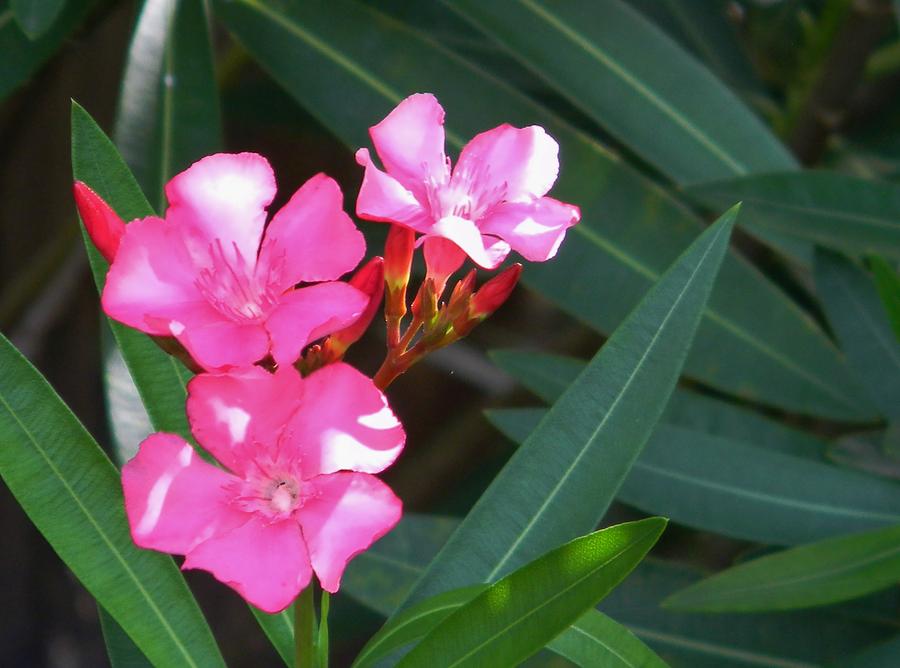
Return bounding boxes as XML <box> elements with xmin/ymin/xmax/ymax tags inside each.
<box><xmin>0</xmin><ymin>380</ymin><xmax>200</xmax><ymax>668</ymax></box>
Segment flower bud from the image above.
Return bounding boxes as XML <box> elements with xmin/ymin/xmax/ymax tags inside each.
<box><xmin>470</xmin><ymin>263</ymin><xmax>522</xmax><ymax>319</ymax></box>
<box><xmin>73</xmin><ymin>181</ymin><xmax>126</xmax><ymax>263</ymax></box>
<box><xmin>323</xmin><ymin>257</ymin><xmax>385</xmax><ymax>360</ymax></box>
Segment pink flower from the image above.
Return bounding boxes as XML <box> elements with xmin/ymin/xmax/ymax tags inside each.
<box><xmin>355</xmin><ymin>93</ymin><xmax>581</xmax><ymax>282</ymax></box>
<box><xmin>101</xmin><ymin>153</ymin><xmax>368</xmax><ymax>371</ymax></box>
<box><xmin>121</xmin><ymin>362</ymin><xmax>405</xmax><ymax>613</ymax></box>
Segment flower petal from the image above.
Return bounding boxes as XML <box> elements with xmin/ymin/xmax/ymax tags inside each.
<box><xmin>354</xmin><ymin>148</ymin><xmax>430</xmax><ymax>230</ymax></box>
<box><xmin>102</xmin><ymin>216</ymin><xmax>206</xmax><ymax>335</ymax></box>
<box><xmin>423</xmin><ymin>236</ymin><xmax>466</xmax><ymax>293</ymax></box>
<box><xmin>165</xmin><ymin>152</ymin><xmax>275</xmax><ymax>264</ymax></box>
<box><xmin>187</xmin><ymin>366</ymin><xmax>303</xmax><ymax>476</ymax></box>
<box><xmin>122</xmin><ymin>433</ymin><xmax>244</xmax><ymax>556</ymax></box>
<box><xmin>265</xmin><ymin>282</ymin><xmax>367</xmax><ymax>366</ymax></box>
<box><xmin>174</xmin><ymin>317</ymin><xmax>270</xmax><ymax>372</ymax></box>
<box><xmin>297</xmin><ymin>472</ymin><xmax>402</xmax><ymax>593</ymax></box>
<box><xmin>283</xmin><ymin>363</ymin><xmax>405</xmax><ymax>477</ymax></box>
<box><xmin>478</xmin><ymin>197</ymin><xmax>581</xmax><ymax>262</ymax></box>
<box><xmin>455</xmin><ymin>124</ymin><xmax>559</xmax><ymax>201</ymax></box>
<box><xmin>183</xmin><ymin>515</ymin><xmax>311</xmax><ymax>613</ymax></box>
<box><xmin>369</xmin><ymin>93</ymin><xmax>448</xmax><ymax>197</ymax></box>
<box><xmin>261</xmin><ymin>174</ymin><xmax>365</xmax><ymax>286</ymax></box>
<box><xmin>429</xmin><ymin>215</ymin><xmax>510</xmax><ymax>270</ymax></box>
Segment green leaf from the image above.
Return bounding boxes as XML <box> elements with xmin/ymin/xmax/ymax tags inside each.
<box><xmin>353</xmin><ymin>585</ymin><xmax>488</xmax><ymax>668</ymax></box>
<box><xmin>869</xmin><ymin>257</ymin><xmax>900</xmax><ymax>342</ymax></box>
<box><xmin>815</xmin><ymin>249</ymin><xmax>900</xmax><ymax>421</ymax></box>
<box><xmin>687</xmin><ymin>171</ymin><xmax>900</xmax><ymax>260</ymax></box>
<box><xmin>11</xmin><ymin>0</ymin><xmax>66</xmax><ymax>39</ymax></box>
<box><xmin>0</xmin><ymin>333</ymin><xmax>223</xmax><ymax>667</ymax></box>
<box><xmin>343</xmin><ymin>514</ymin><xmax>895</xmax><ymax>666</ymax></box>
<box><xmin>212</xmin><ymin>0</ymin><xmax>873</xmax><ymax>421</ymax></box>
<box><xmin>448</xmin><ymin>0</ymin><xmax>795</xmax><ymax>185</ymax></box>
<box><xmin>487</xmin><ymin>409</ymin><xmax>900</xmax><ymax>546</ymax></box>
<box><xmin>99</xmin><ymin>607</ymin><xmax>153</xmax><ymax>668</ymax></box>
<box><xmin>71</xmin><ymin>101</ymin><xmax>194</xmax><ymax>442</ymax></box>
<box><xmin>489</xmin><ymin>348</ymin><xmax>828</xmax><ymax>458</ymax></box>
<box><xmin>404</xmin><ymin>208</ymin><xmax>735</xmax><ymax>607</ymax></box>
<box><xmin>604</xmin><ymin>559</ymin><xmax>893</xmax><ymax>667</ymax></box>
<box><xmin>398</xmin><ymin>518</ymin><xmax>667</xmax><ymax>668</ymax></box>
<box><xmin>249</xmin><ymin>606</ymin><xmax>295</xmax><ymax>667</ymax></box>
<box><xmin>844</xmin><ymin>633</ymin><xmax>900</xmax><ymax>668</ymax></box>
<box><xmin>663</xmin><ymin>524</ymin><xmax>900</xmax><ymax>612</ymax></box>
<box><xmin>115</xmin><ymin>0</ymin><xmax>222</xmax><ymax>211</ymax></box>
<box><xmin>0</xmin><ymin>0</ymin><xmax>95</xmax><ymax>99</ymax></box>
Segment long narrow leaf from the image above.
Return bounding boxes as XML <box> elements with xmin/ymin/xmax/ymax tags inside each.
<box><xmin>869</xmin><ymin>256</ymin><xmax>900</xmax><ymax>341</ymax></box>
<box><xmin>448</xmin><ymin>0</ymin><xmax>795</xmax><ymax>185</ymax></box>
<box><xmin>663</xmin><ymin>524</ymin><xmax>900</xmax><ymax>612</ymax></box>
<box><xmin>688</xmin><ymin>171</ymin><xmax>900</xmax><ymax>259</ymax></box>
<box><xmin>212</xmin><ymin>0</ymin><xmax>873</xmax><ymax>420</ymax></box>
<box><xmin>0</xmin><ymin>334</ymin><xmax>223</xmax><ymax>667</ymax></box>
<box><xmin>487</xmin><ymin>410</ymin><xmax>900</xmax><ymax>545</ymax></box>
<box><xmin>403</xmin><ymin>207</ymin><xmax>735</xmax><ymax>607</ymax></box>
<box><xmin>398</xmin><ymin>518</ymin><xmax>667</xmax><ymax>668</ymax></box>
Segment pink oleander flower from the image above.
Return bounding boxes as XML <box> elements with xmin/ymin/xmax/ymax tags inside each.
<box><xmin>122</xmin><ymin>362</ymin><xmax>405</xmax><ymax>613</ymax></box>
<box><xmin>355</xmin><ymin>93</ymin><xmax>581</xmax><ymax>285</ymax></box>
<box><xmin>98</xmin><ymin>153</ymin><xmax>367</xmax><ymax>371</ymax></box>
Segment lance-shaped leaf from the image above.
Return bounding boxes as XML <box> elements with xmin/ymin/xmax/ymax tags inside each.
<box><xmin>448</xmin><ymin>0</ymin><xmax>795</xmax><ymax>185</ymax></box>
<box><xmin>488</xmin><ymin>409</ymin><xmax>900</xmax><ymax>546</ymax></box>
<box><xmin>343</xmin><ymin>514</ymin><xmax>895</xmax><ymax>666</ymax></box>
<box><xmin>0</xmin><ymin>334</ymin><xmax>223</xmax><ymax>667</ymax></box>
<box><xmin>663</xmin><ymin>524</ymin><xmax>900</xmax><ymax>612</ymax></box>
<box><xmin>71</xmin><ymin>102</ymin><xmax>194</xmax><ymax>441</ymax></box>
<box><xmin>0</xmin><ymin>0</ymin><xmax>96</xmax><ymax>99</ymax></box>
<box><xmin>687</xmin><ymin>172</ymin><xmax>900</xmax><ymax>260</ymax></box>
<box><xmin>212</xmin><ymin>0</ymin><xmax>873</xmax><ymax>421</ymax></box>
<box><xmin>403</xmin><ymin>207</ymin><xmax>735</xmax><ymax>608</ymax></box>
<box><xmin>815</xmin><ymin>249</ymin><xmax>900</xmax><ymax>421</ymax></box>
<box><xmin>398</xmin><ymin>518</ymin><xmax>667</xmax><ymax>668</ymax></box>
<box><xmin>489</xmin><ymin>348</ymin><xmax>828</xmax><ymax>458</ymax></box>
<box><xmin>99</xmin><ymin>607</ymin><xmax>153</xmax><ymax>668</ymax></box>
<box><xmin>115</xmin><ymin>0</ymin><xmax>222</xmax><ymax>211</ymax></box>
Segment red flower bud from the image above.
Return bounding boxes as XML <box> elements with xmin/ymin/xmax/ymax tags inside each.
<box><xmin>73</xmin><ymin>181</ymin><xmax>126</xmax><ymax>263</ymax></box>
<box><xmin>383</xmin><ymin>225</ymin><xmax>415</xmax><ymax>291</ymax></box>
<box><xmin>323</xmin><ymin>257</ymin><xmax>385</xmax><ymax>360</ymax></box>
<box><xmin>470</xmin><ymin>263</ymin><xmax>522</xmax><ymax>319</ymax></box>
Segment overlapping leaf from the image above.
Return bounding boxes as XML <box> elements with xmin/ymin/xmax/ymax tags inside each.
<box><xmin>0</xmin><ymin>334</ymin><xmax>223</xmax><ymax>667</ymax></box>
<box><xmin>212</xmin><ymin>0</ymin><xmax>873</xmax><ymax>420</ymax></box>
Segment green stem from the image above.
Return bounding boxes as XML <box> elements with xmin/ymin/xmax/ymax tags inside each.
<box><xmin>294</xmin><ymin>587</ymin><xmax>316</xmax><ymax>668</ymax></box>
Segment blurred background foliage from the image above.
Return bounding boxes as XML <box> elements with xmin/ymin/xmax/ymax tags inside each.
<box><xmin>2</xmin><ymin>0</ymin><xmax>900</xmax><ymax>666</ymax></box>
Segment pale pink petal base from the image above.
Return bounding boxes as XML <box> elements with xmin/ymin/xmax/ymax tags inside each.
<box><xmin>297</xmin><ymin>472</ymin><xmax>402</xmax><ymax>593</ymax></box>
<box><xmin>184</xmin><ymin>515</ymin><xmax>312</xmax><ymax>613</ymax></box>
<box><xmin>265</xmin><ymin>282</ymin><xmax>367</xmax><ymax>365</ymax></box>
<box><xmin>479</xmin><ymin>197</ymin><xmax>581</xmax><ymax>262</ymax></box>
<box><xmin>122</xmin><ymin>434</ymin><xmax>244</xmax><ymax>555</ymax></box>
<box><xmin>262</xmin><ymin>174</ymin><xmax>365</xmax><ymax>285</ymax></box>
<box><xmin>284</xmin><ymin>363</ymin><xmax>405</xmax><ymax>477</ymax></box>
<box><xmin>423</xmin><ymin>237</ymin><xmax>466</xmax><ymax>293</ymax></box>
<box><xmin>187</xmin><ymin>366</ymin><xmax>303</xmax><ymax>475</ymax></box>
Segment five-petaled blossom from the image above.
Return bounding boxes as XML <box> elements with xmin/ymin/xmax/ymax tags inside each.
<box><xmin>355</xmin><ymin>93</ymin><xmax>581</xmax><ymax>286</ymax></box>
<box><xmin>122</xmin><ymin>363</ymin><xmax>405</xmax><ymax>613</ymax></box>
<box><xmin>101</xmin><ymin>153</ymin><xmax>367</xmax><ymax>370</ymax></box>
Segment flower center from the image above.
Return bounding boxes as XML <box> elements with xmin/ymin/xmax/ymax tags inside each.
<box><xmin>195</xmin><ymin>240</ymin><xmax>285</xmax><ymax>323</ymax></box>
<box><xmin>267</xmin><ymin>478</ymin><xmax>300</xmax><ymax>514</ymax></box>
<box><xmin>230</xmin><ymin>454</ymin><xmax>309</xmax><ymax>520</ymax></box>
<box><xmin>424</xmin><ymin>157</ymin><xmax>507</xmax><ymax>222</ymax></box>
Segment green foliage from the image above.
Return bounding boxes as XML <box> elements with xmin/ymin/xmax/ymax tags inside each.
<box><xmin>11</xmin><ymin>0</ymin><xmax>66</xmax><ymax>39</ymax></box>
<box><xmin>664</xmin><ymin>524</ymin><xmax>900</xmax><ymax>612</ymax></box>
<box><xmin>212</xmin><ymin>0</ymin><xmax>871</xmax><ymax>420</ymax></box>
<box><xmin>397</xmin><ymin>518</ymin><xmax>667</xmax><ymax>668</ymax></box>
<box><xmin>0</xmin><ymin>333</ymin><xmax>223</xmax><ymax>666</ymax></box>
